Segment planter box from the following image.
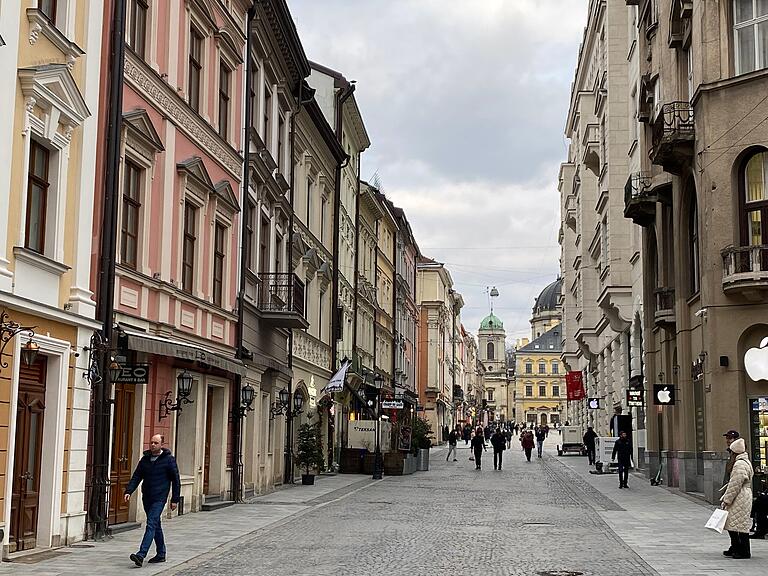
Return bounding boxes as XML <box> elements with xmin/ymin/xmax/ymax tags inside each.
<box><xmin>340</xmin><ymin>448</ymin><xmax>365</xmax><ymax>474</ymax></box>
<box><xmin>404</xmin><ymin>454</ymin><xmax>417</xmax><ymax>474</ymax></box>
<box><xmin>417</xmin><ymin>448</ymin><xmax>430</xmax><ymax>471</ymax></box>
<box><xmin>362</xmin><ymin>453</ymin><xmax>375</xmax><ymax>475</ymax></box>
<box><xmin>301</xmin><ymin>474</ymin><xmax>315</xmax><ymax>485</ymax></box>
<box><xmin>383</xmin><ymin>451</ymin><xmax>416</xmax><ymax>475</ymax></box>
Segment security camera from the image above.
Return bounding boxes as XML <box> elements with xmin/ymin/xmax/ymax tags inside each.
<box><xmin>694</xmin><ymin>308</ymin><xmax>708</xmax><ymax>318</ymax></box>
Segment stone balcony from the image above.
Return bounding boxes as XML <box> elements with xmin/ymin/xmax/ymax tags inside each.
<box><xmin>624</xmin><ymin>172</ymin><xmax>656</xmax><ymax>227</ymax></box>
<box><xmin>650</xmin><ymin>102</ymin><xmax>695</xmax><ymax>175</ymax></box>
<box><xmin>256</xmin><ymin>272</ymin><xmax>309</xmax><ymax>329</ymax></box>
<box><xmin>721</xmin><ymin>245</ymin><xmax>768</xmax><ymax>300</ymax></box>
<box><xmin>653</xmin><ymin>287</ymin><xmax>676</xmax><ymax>329</ymax></box>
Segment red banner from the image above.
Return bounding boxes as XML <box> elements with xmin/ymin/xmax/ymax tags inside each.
<box><xmin>566</xmin><ymin>371</ymin><xmax>585</xmax><ymax>400</ymax></box>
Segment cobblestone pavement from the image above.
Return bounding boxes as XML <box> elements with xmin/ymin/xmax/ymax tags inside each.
<box><xmin>168</xmin><ymin>441</ymin><xmax>657</xmax><ymax>576</ymax></box>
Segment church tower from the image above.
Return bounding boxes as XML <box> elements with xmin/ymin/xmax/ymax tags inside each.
<box><xmin>477</xmin><ymin>287</ymin><xmax>509</xmax><ymax>420</ymax></box>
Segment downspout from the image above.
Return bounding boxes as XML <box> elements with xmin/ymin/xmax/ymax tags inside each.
<box><xmin>373</xmin><ymin>218</ymin><xmax>379</xmax><ymax>376</ymax></box>
<box><xmin>90</xmin><ymin>0</ymin><xmax>126</xmax><ymax>540</ymax></box>
<box><xmin>330</xmin><ymin>84</ymin><xmax>355</xmax><ymax>370</ymax></box>
<box><xmin>352</xmin><ymin>153</ymin><xmax>361</xmax><ymax>354</ymax></box>
<box><xmin>232</xmin><ymin>3</ymin><xmax>256</xmax><ymax>504</ymax></box>
<box><xmin>391</xmin><ymin>222</ymin><xmax>397</xmax><ymax>385</ymax></box>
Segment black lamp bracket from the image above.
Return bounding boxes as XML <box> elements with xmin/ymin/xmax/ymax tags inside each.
<box><xmin>159</xmin><ymin>390</ymin><xmax>194</xmax><ymax>420</ymax></box>
<box><xmin>0</xmin><ymin>310</ymin><xmax>36</xmax><ymax>370</ymax></box>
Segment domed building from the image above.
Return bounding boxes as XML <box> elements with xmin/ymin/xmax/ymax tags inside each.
<box><xmin>514</xmin><ymin>279</ymin><xmax>565</xmax><ymax>427</ymax></box>
<box><xmin>531</xmin><ymin>277</ymin><xmax>563</xmax><ymax>340</ymax></box>
<box><xmin>478</xmin><ymin>311</ymin><xmax>510</xmax><ymax>422</ymax></box>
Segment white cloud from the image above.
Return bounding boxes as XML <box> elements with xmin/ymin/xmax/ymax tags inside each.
<box><xmin>289</xmin><ymin>0</ymin><xmax>586</xmax><ymax>343</ymax></box>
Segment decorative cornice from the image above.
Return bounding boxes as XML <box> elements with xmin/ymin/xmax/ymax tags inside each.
<box><xmin>26</xmin><ymin>9</ymin><xmax>84</xmax><ymax>64</ymax></box>
<box><xmin>124</xmin><ymin>51</ymin><xmax>242</xmax><ymax>179</ymax></box>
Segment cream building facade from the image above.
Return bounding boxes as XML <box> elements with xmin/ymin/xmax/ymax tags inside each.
<box><xmin>0</xmin><ymin>0</ymin><xmax>104</xmax><ymax>555</ymax></box>
<box><xmin>477</xmin><ymin>313</ymin><xmax>509</xmax><ymax>422</ymax></box>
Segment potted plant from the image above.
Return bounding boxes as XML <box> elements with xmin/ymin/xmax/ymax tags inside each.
<box><xmin>296</xmin><ymin>422</ymin><xmax>324</xmax><ymax>485</ymax></box>
<box><xmin>411</xmin><ymin>416</ymin><xmax>433</xmax><ymax>471</ymax></box>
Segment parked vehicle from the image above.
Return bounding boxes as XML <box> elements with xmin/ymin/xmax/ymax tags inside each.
<box><xmin>557</xmin><ymin>426</ymin><xmax>586</xmax><ymax>456</ymax></box>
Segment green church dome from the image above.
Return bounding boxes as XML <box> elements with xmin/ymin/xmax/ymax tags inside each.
<box><xmin>479</xmin><ymin>313</ymin><xmax>504</xmax><ymax>331</ymax></box>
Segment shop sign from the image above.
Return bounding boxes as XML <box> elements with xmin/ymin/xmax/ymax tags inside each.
<box><xmin>382</xmin><ymin>399</ymin><xmax>404</xmax><ymax>410</ymax></box>
<box><xmin>114</xmin><ymin>363</ymin><xmax>149</xmax><ymax>384</ymax></box>
<box><xmin>745</xmin><ymin>337</ymin><xmax>768</xmax><ymax>382</ymax></box>
<box><xmin>626</xmin><ymin>388</ymin><xmax>644</xmax><ymax>408</ymax></box>
<box><xmin>653</xmin><ymin>384</ymin><xmax>676</xmax><ymax>406</ymax></box>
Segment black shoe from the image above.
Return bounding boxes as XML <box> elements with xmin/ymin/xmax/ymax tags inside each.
<box><xmin>723</xmin><ymin>549</ymin><xmax>734</xmax><ymax>557</ymax></box>
<box><xmin>453</xmin><ymin>459</ymin><xmax>457</xmax><ymax>461</ymax></box>
<box><xmin>618</xmin><ymin>485</ymin><xmax>623</xmax><ymax>489</ymax></box>
<box><xmin>732</xmin><ymin>553</ymin><xmax>751</xmax><ymax>559</ymax></box>
<box><xmin>130</xmin><ymin>553</ymin><xmax>144</xmax><ymax>567</ymax></box>
<box><xmin>147</xmin><ymin>556</ymin><xmax>166</xmax><ymax>564</ymax></box>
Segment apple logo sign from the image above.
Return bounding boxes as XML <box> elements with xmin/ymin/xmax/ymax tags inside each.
<box><xmin>588</xmin><ymin>398</ymin><xmax>600</xmax><ymax>409</ymax></box>
<box><xmin>657</xmin><ymin>387</ymin><xmax>672</xmax><ymax>404</ymax></box>
<box><xmin>745</xmin><ymin>336</ymin><xmax>768</xmax><ymax>382</ymax></box>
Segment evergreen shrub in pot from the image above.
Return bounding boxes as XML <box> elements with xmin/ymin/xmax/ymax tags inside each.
<box><xmin>296</xmin><ymin>422</ymin><xmax>324</xmax><ymax>485</ymax></box>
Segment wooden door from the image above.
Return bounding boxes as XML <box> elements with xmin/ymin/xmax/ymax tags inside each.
<box><xmin>203</xmin><ymin>387</ymin><xmax>213</xmax><ymax>494</ymax></box>
<box><xmin>10</xmin><ymin>358</ymin><xmax>47</xmax><ymax>553</ymax></box>
<box><xmin>108</xmin><ymin>383</ymin><xmax>135</xmax><ymax>525</ymax></box>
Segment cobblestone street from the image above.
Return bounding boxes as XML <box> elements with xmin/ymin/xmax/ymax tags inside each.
<box><xmin>4</xmin><ymin>439</ymin><xmax>767</xmax><ymax>576</ymax></box>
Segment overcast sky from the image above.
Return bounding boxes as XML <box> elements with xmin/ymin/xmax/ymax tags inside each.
<box><xmin>290</xmin><ymin>0</ymin><xmax>588</xmax><ymax>344</ymax></box>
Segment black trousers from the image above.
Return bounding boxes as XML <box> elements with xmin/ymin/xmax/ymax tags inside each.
<box><xmin>586</xmin><ymin>446</ymin><xmax>595</xmax><ymax>464</ymax></box>
<box><xmin>494</xmin><ymin>450</ymin><xmax>503</xmax><ymax>469</ymax></box>
<box><xmin>617</xmin><ymin>461</ymin><xmax>630</xmax><ymax>486</ymax></box>
<box><xmin>474</xmin><ymin>449</ymin><xmax>483</xmax><ymax>469</ymax></box>
<box><xmin>728</xmin><ymin>530</ymin><xmax>751</xmax><ymax>557</ymax></box>
<box><xmin>524</xmin><ymin>447</ymin><xmax>532</xmax><ymax>461</ymax></box>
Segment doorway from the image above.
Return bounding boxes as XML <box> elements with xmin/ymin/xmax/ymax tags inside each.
<box><xmin>10</xmin><ymin>357</ymin><xmax>47</xmax><ymax>553</ymax></box>
<box><xmin>204</xmin><ymin>387</ymin><xmax>214</xmax><ymax>495</ymax></box>
<box><xmin>109</xmin><ymin>383</ymin><xmax>136</xmax><ymax>525</ymax></box>
<box><xmin>540</xmin><ymin>413</ymin><xmax>548</xmax><ymax>426</ymax></box>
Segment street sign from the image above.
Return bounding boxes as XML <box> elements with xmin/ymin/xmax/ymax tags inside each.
<box><xmin>626</xmin><ymin>388</ymin><xmax>644</xmax><ymax>408</ymax></box>
<box><xmin>653</xmin><ymin>384</ymin><xmax>676</xmax><ymax>406</ymax></box>
<box><xmin>587</xmin><ymin>397</ymin><xmax>600</xmax><ymax>410</ymax></box>
<box><xmin>381</xmin><ymin>399</ymin><xmax>404</xmax><ymax>410</ymax></box>
<box><xmin>114</xmin><ymin>363</ymin><xmax>149</xmax><ymax>384</ymax></box>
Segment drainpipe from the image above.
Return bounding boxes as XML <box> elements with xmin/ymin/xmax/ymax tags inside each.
<box><xmin>232</xmin><ymin>3</ymin><xmax>257</xmax><ymax>504</ymax></box>
<box><xmin>352</xmin><ymin>152</ymin><xmax>361</xmax><ymax>354</ymax></box>
<box><xmin>330</xmin><ymin>84</ymin><xmax>355</xmax><ymax>370</ymax></box>
<box><xmin>89</xmin><ymin>0</ymin><xmax>126</xmax><ymax>540</ymax></box>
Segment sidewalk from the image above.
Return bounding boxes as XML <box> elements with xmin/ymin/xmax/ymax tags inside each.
<box><xmin>552</xmin><ymin>451</ymin><xmax>768</xmax><ymax>576</ymax></box>
<box><xmin>1</xmin><ymin>474</ymin><xmax>374</xmax><ymax>576</ymax></box>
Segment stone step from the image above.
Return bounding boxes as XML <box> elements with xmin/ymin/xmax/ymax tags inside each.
<box><xmin>201</xmin><ymin>499</ymin><xmax>235</xmax><ymax>512</ymax></box>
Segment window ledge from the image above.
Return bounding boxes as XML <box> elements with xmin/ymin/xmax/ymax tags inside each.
<box><xmin>27</xmin><ymin>9</ymin><xmax>84</xmax><ymax>63</ymax></box>
<box><xmin>14</xmin><ymin>246</ymin><xmax>70</xmax><ymax>276</ymax></box>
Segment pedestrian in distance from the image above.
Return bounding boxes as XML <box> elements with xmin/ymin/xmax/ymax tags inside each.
<box><xmin>521</xmin><ymin>430</ymin><xmax>535</xmax><ymax>462</ymax></box>
<box><xmin>612</xmin><ymin>431</ymin><xmax>632</xmax><ymax>489</ymax></box>
<box><xmin>471</xmin><ymin>427</ymin><xmax>487</xmax><ymax>470</ymax></box>
<box><xmin>446</xmin><ymin>427</ymin><xmax>459</xmax><ymax>462</ymax></box>
<box><xmin>543</xmin><ymin>424</ymin><xmax>550</xmax><ymax>438</ymax></box>
<box><xmin>583</xmin><ymin>426</ymin><xmax>598</xmax><ymax>465</ymax></box>
<box><xmin>504</xmin><ymin>427</ymin><xmax>512</xmax><ymax>450</ymax></box>
<box><xmin>491</xmin><ymin>428</ymin><xmax>506</xmax><ymax>470</ymax></box>
<box><xmin>124</xmin><ymin>434</ymin><xmax>181</xmax><ymax>567</ymax></box>
<box><xmin>721</xmin><ymin>437</ymin><xmax>754</xmax><ymax>559</ymax></box>
<box><xmin>535</xmin><ymin>426</ymin><xmax>546</xmax><ymax>458</ymax></box>
<box><xmin>463</xmin><ymin>423</ymin><xmax>471</xmax><ymax>445</ymax></box>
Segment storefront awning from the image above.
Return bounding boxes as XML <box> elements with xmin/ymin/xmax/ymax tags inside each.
<box><xmin>123</xmin><ymin>329</ymin><xmax>247</xmax><ymax>377</ymax></box>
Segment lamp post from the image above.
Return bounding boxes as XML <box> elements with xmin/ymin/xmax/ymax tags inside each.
<box><xmin>0</xmin><ymin>310</ymin><xmax>38</xmax><ymax>371</ymax></box>
<box><xmin>372</xmin><ymin>373</ymin><xmax>385</xmax><ymax>480</ymax></box>
<box><xmin>271</xmin><ymin>387</ymin><xmax>304</xmax><ymax>484</ymax></box>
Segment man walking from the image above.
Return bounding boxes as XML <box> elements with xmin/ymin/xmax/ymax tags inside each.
<box><xmin>491</xmin><ymin>428</ymin><xmax>506</xmax><ymax>470</ymax></box>
<box><xmin>471</xmin><ymin>427</ymin><xmax>487</xmax><ymax>470</ymax></box>
<box><xmin>124</xmin><ymin>434</ymin><xmax>181</xmax><ymax>566</ymax></box>
<box><xmin>612</xmin><ymin>430</ymin><xmax>632</xmax><ymax>489</ymax></box>
<box><xmin>521</xmin><ymin>429</ymin><xmax>535</xmax><ymax>462</ymax></box>
<box><xmin>446</xmin><ymin>427</ymin><xmax>459</xmax><ymax>461</ymax></box>
<box><xmin>583</xmin><ymin>426</ymin><xmax>598</xmax><ymax>465</ymax></box>
<box><xmin>535</xmin><ymin>426</ymin><xmax>546</xmax><ymax>458</ymax></box>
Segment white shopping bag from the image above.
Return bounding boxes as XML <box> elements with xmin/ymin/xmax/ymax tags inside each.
<box><xmin>705</xmin><ymin>508</ymin><xmax>728</xmax><ymax>533</ymax></box>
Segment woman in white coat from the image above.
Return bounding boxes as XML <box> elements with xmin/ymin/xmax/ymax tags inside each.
<box><xmin>721</xmin><ymin>438</ymin><xmax>754</xmax><ymax>559</ymax></box>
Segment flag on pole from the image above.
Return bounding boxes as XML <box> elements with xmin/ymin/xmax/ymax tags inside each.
<box><xmin>323</xmin><ymin>360</ymin><xmax>351</xmax><ymax>393</ymax></box>
<box><xmin>565</xmin><ymin>371</ymin><xmax>585</xmax><ymax>400</ymax></box>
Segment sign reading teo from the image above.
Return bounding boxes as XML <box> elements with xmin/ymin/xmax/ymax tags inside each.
<box><xmin>745</xmin><ymin>336</ymin><xmax>768</xmax><ymax>382</ymax></box>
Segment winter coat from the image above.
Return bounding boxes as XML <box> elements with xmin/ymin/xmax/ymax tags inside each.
<box><xmin>471</xmin><ymin>434</ymin><xmax>486</xmax><ymax>453</ymax></box>
<box><xmin>583</xmin><ymin>429</ymin><xmax>597</xmax><ymax>448</ymax></box>
<box><xmin>125</xmin><ymin>448</ymin><xmax>181</xmax><ymax>504</ymax></box>
<box><xmin>721</xmin><ymin>448</ymin><xmax>754</xmax><ymax>533</ymax></box>
<box><xmin>448</xmin><ymin>430</ymin><xmax>458</xmax><ymax>445</ymax></box>
<box><xmin>520</xmin><ymin>433</ymin><xmax>535</xmax><ymax>450</ymax></box>
<box><xmin>491</xmin><ymin>433</ymin><xmax>506</xmax><ymax>452</ymax></box>
<box><xmin>612</xmin><ymin>437</ymin><xmax>632</xmax><ymax>464</ymax></box>
<box><xmin>535</xmin><ymin>429</ymin><xmax>546</xmax><ymax>442</ymax></box>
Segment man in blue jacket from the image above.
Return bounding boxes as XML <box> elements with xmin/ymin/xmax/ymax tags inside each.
<box><xmin>124</xmin><ymin>434</ymin><xmax>181</xmax><ymax>567</ymax></box>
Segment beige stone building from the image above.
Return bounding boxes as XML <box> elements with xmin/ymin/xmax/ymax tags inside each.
<box><xmin>477</xmin><ymin>313</ymin><xmax>510</xmax><ymax>422</ymax></box>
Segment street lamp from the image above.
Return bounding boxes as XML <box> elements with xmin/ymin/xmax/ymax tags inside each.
<box><xmin>270</xmin><ymin>386</ymin><xmax>305</xmax><ymax>484</ymax></box>
<box><xmin>159</xmin><ymin>370</ymin><xmax>195</xmax><ymax>420</ymax></box>
<box><xmin>372</xmin><ymin>373</ymin><xmax>385</xmax><ymax>480</ymax></box>
<box><xmin>238</xmin><ymin>383</ymin><xmax>256</xmax><ymax>417</ymax></box>
<box><xmin>0</xmin><ymin>310</ymin><xmax>37</xmax><ymax>372</ymax></box>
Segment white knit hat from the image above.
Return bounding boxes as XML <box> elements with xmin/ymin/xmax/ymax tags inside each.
<box><xmin>730</xmin><ymin>437</ymin><xmax>746</xmax><ymax>454</ymax></box>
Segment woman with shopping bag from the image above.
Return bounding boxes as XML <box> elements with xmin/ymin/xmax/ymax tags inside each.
<box><xmin>720</xmin><ymin>438</ymin><xmax>754</xmax><ymax>559</ymax></box>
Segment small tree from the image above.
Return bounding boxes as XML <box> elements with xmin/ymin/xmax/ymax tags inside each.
<box><xmin>410</xmin><ymin>416</ymin><xmax>433</xmax><ymax>455</ymax></box>
<box><xmin>296</xmin><ymin>422</ymin><xmax>324</xmax><ymax>475</ymax></box>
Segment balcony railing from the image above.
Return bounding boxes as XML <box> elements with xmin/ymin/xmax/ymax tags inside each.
<box><xmin>721</xmin><ymin>245</ymin><xmax>768</xmax><ymax>296</ymax></box>
<box><xmin>623</xmin><ymin>172</ymin><xmax>656</xmax><ymax>226</ymax></box>
<box><xmin>651</xmin><ymin>102</ymin><xmax>695</xmax><ymax>174</ymax></box>
<box><xmin>453</xmin><ymin>385</ymin><xmax>464</xmax><ymax>401</ymax></box>
<box><xmin>257</xmin><ymin>273</ymin><xmax>309</xmax><ymax>329</ymax></box>
<box><xmin>653</xmin><ymin>287</ymin><xmax>676</xmax><ymax>328</ymax></box>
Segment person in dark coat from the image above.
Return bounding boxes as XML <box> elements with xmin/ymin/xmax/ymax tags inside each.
<box><xmin>583</xmin><ymin>426</ymin><xmax>598</xmax><ymax>465</ymax></box>
<box><xmin>446</xmin><ymin>428</ymin><xmax>459</xmax><ymax>461</ymax></box>
<box><xmin>124</xmin><ymin>434</ymin><xmax>181</xmax><ymax>566</ymax></box>
<box><xmin>471</xmin><ymin>427</ymin><xmax>487</xmax><ymax>470</ymax></box>
<box><xmin>535</xmin><ymin>426</ymin><xmax>546</xmax><ymax>458</ymax></box>
<box><xmin>491</xmin><ymin>429</ymin><xmax>506</xmax><ymax>470</ymax></box>
<box><xmin>520</xmin><ymin>430</ymin><xmax>535</xmax><ymax>462</ymax></box>
<box><xmin>612</xmin><ymin>431</ymin><xmax>633</xmax><ymax>489</ymax></box>
<box><xmin>504</xmin><ymin>427</ymin><xmax>512</xmax><ymax>449</ymax></box>
<box><xmin>463</xmin><ymin>424</ymin><xmax>471</xmax><ymax>445</ymax></box>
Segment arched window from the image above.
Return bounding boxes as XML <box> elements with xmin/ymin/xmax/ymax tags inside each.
<box><xmin>741</xmin><ymin>150</ymin><xmax>768</xmax><ymax>246</ymax></box>
<box><xmin>734</xmin><ymin>0</ymin><xmax>768</xmax><ymax>75</ymax></box>
<box><xmin>689</xmin><ymin>193</ymin><xmax>700</xmax><ymax>295</ymax></box>
<box><xmin>487</xmin><ymin>341</ymin><xmax>495</xmax><ymax>360</ymax></box>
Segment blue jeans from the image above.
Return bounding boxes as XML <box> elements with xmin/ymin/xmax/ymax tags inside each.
<box><xmin>138</xmin><ymin>500</ymin><xmax>166</xmax><ymax>558</ymax></box>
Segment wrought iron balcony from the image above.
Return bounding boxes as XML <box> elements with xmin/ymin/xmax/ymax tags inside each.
<box><xmin>453</xmin><ymin>385</ymin><xmax>464</xmax><ymax>401</ymax></box>
<box><xmin>653</xmin><ymin>287</ymin><xmax>676</xmax><ymax>329</ymax></box>
<box><xmin>721</xmin><ymin>245</ymin><xmax>768</xmax><ymax>297</ymax></box>
<box><xmin>650</xmin><ymin>102</ymin><xmax>695</xmax><ymax>174</ymax></box>
<box><xmin>257</xmin><ymin>273</ymin><xmax>309</xmax><ymax>329</ymax></box>
<box><xmin>624</xmin><ymin>172</ymin><xmax>656</xmax><ymax>226</ymax></box>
